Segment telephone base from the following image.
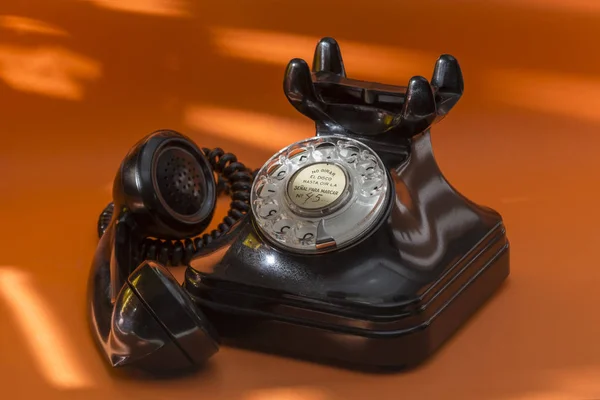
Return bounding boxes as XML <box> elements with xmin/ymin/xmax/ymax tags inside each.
<box><xmin>185</xmin><ymin>225</ymin><xmax>509</xmax><ymax>370</ymax></box>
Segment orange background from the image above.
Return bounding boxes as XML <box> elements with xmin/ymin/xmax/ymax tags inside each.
<box><xmin>1</xmin><ymin>1</ymin><xmax>600</xmax><ymax>399</ymax></box>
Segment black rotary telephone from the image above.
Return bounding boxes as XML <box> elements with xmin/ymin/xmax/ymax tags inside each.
<box><xmin>88</xmin><ymin>37</ymin><xmax>509</xmax><ymax>375</ymax></box>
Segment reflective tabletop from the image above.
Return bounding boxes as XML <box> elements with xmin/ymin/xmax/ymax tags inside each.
<box><xmin>1</xmin><ymin>0</ymin><xmax>600</xmax><ymax>399</ymax></box>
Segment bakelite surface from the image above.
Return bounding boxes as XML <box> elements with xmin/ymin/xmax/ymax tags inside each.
<box><xmin>1</xmin><ymin>0</ymin><xmax>600</xmax><ymax>399</ymax></box>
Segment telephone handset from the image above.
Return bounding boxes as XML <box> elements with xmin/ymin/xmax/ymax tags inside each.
<box><xmin>88</xmin><ymin>37</ymin><xmax>510</xmax><ymax>375</ymax></box>
<box><xmin>89</xmin><ymin>129</ymin><xmax>256</xmax><ymax>372</ymax></box>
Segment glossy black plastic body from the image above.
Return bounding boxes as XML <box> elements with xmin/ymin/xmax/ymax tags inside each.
<box><xmin>184</xmin><ymin>131</ymin><xmax>509</xmax><ymax>370</ymax></box>
<box><xmin>183</xmin><ymin>37</ymin><xmax>509</xmax><ymax>370</ymax></box>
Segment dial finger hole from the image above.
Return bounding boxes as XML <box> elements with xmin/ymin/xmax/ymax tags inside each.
<box><xmin>294</xmin><ymin>225</ymin><xmax>316</xmax><ymax>244</ymax></box>
<box><xmin>255</xmin><ymin>182</ymin><xmax>264</xmax><ymax>196</ymax></box>
<box><xmin>369</xmin><ymin>185</ymin><xmax>383</xmax><ymax>196</ymax></box>
<box><xmin>316</xmin><ymin>142</ymin><xmax>335</xmax><ymax>149</ymax></box>
<box><xmin>314</xmin><ymin>142</ymin><xmax>336</xmax><ymax>160</ymax></box>
<box><xmin>267</xmin><ymin>163</ymin><xmax>288</xmax><ymax>181</ymax></box>
<box><xmin>258</xmin><ymin>183</ymin><xmax>278</xmax><ymax>198</ymax></box>
<box><xmin>357</xmin><ymin>160</ymin><xmax>378</xmax><ymax>176</ymax></box>
<box><xmin>257</xmin><ymin>203</ymin><xmax>280</xmax><ymax>219</ymax></box>
<box><xmin>288</xmin><ymin>148</ymin><xmax>309</xmax><ymax>164</ymax></box>
<box><xmin>273</xmin><ymin>219</ymin><xmax>292</xmax><ymax>235</ymax></box>
<box><xmin>339</xmin><ymin>145</ymin><xmax>360</xmax><ymax>162</ymax></box>
<box><xmin>360</xmin><ymin>175</ymin><xmax>385</xmax><ymax>196</ymax></box>
<box><xmin>275</xmin><ymin>169</ymin><xmax>287</xmax><ymax>180</ymax></box>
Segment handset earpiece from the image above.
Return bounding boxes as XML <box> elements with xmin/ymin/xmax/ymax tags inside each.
<box><xmin>98</xmin><ymin>130</ymin><xmax>255</xmax><ymax>266</ymax></box>
<box><xmin>113</xmin><ymin>129</ymin><xmax>218</xmax><ymax>240</ymax></box>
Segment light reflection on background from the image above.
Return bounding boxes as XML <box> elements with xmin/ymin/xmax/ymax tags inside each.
<box><xmin>243</xmin><ymin>387</ymin><xmax>329</xmax><ymax>400</ymax></box>
<box><xmin>84</xmin><ymin>0</ymin><xmax>191</xmax><ymax>17</ymax></box>
<box><xmin>0</xmin><ymin>16</ymin><xmax>68</xmax><ymax>36</ymax></box>
<box><xmin>0</xmin><ymin>45</ymin><xmax>101</xmax><ymax>100</ymax></box>
<box><xmin>486</xmin><ymin>69</ymin><xmax>600</xmax><ymax>123</ymax></box>
<box><xmin>507</xmin><ymin>367</ymin><xmax>600</xmax><ymax>400</ymax></box>
<box><xmin>209</xmin><ymin>27</ymin><xmax>435</xmax><ymax>83</ymax></box>
<box><xmin>483</xmin><ymin>0</ymin><xmax>600</xmax><ymax>12</ymax></box>
<box><xmin>0</xmin><ymin>267</ymin><xmax>94</xmax><ymax>389</ymax></box>
<box><xmin>184</xmin><ymin>105</ymin><xmax>313</xmax><ymax>151</ymax></box>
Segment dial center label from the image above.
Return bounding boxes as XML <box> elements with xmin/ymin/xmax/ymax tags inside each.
<box><xmin>287</xmin><ymin>163</ymin><xmax>347</xmax><ymax>210</ymax></box>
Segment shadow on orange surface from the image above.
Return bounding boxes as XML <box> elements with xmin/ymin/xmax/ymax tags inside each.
<box><xmin>0</xmin><ymin>0</ymin><xmax>600</xmax><ymax>399</ymax></box>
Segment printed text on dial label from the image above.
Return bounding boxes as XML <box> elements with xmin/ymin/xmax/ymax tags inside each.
<box><xmin>287</xmin><ymin>163</ymin><xmax>347</xmax><ymax>210</ymax></box>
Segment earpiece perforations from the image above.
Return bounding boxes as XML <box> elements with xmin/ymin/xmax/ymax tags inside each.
<box><xmin>156</xmin><ymin>148</ymin><xmax>205</xmax><ymax>216</ymax></box>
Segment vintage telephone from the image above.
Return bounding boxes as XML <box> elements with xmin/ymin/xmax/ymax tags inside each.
<box><xmin>88</xmin><ymin>37</ymin><xmax>510</xmax><ymax>375</ymax></box>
